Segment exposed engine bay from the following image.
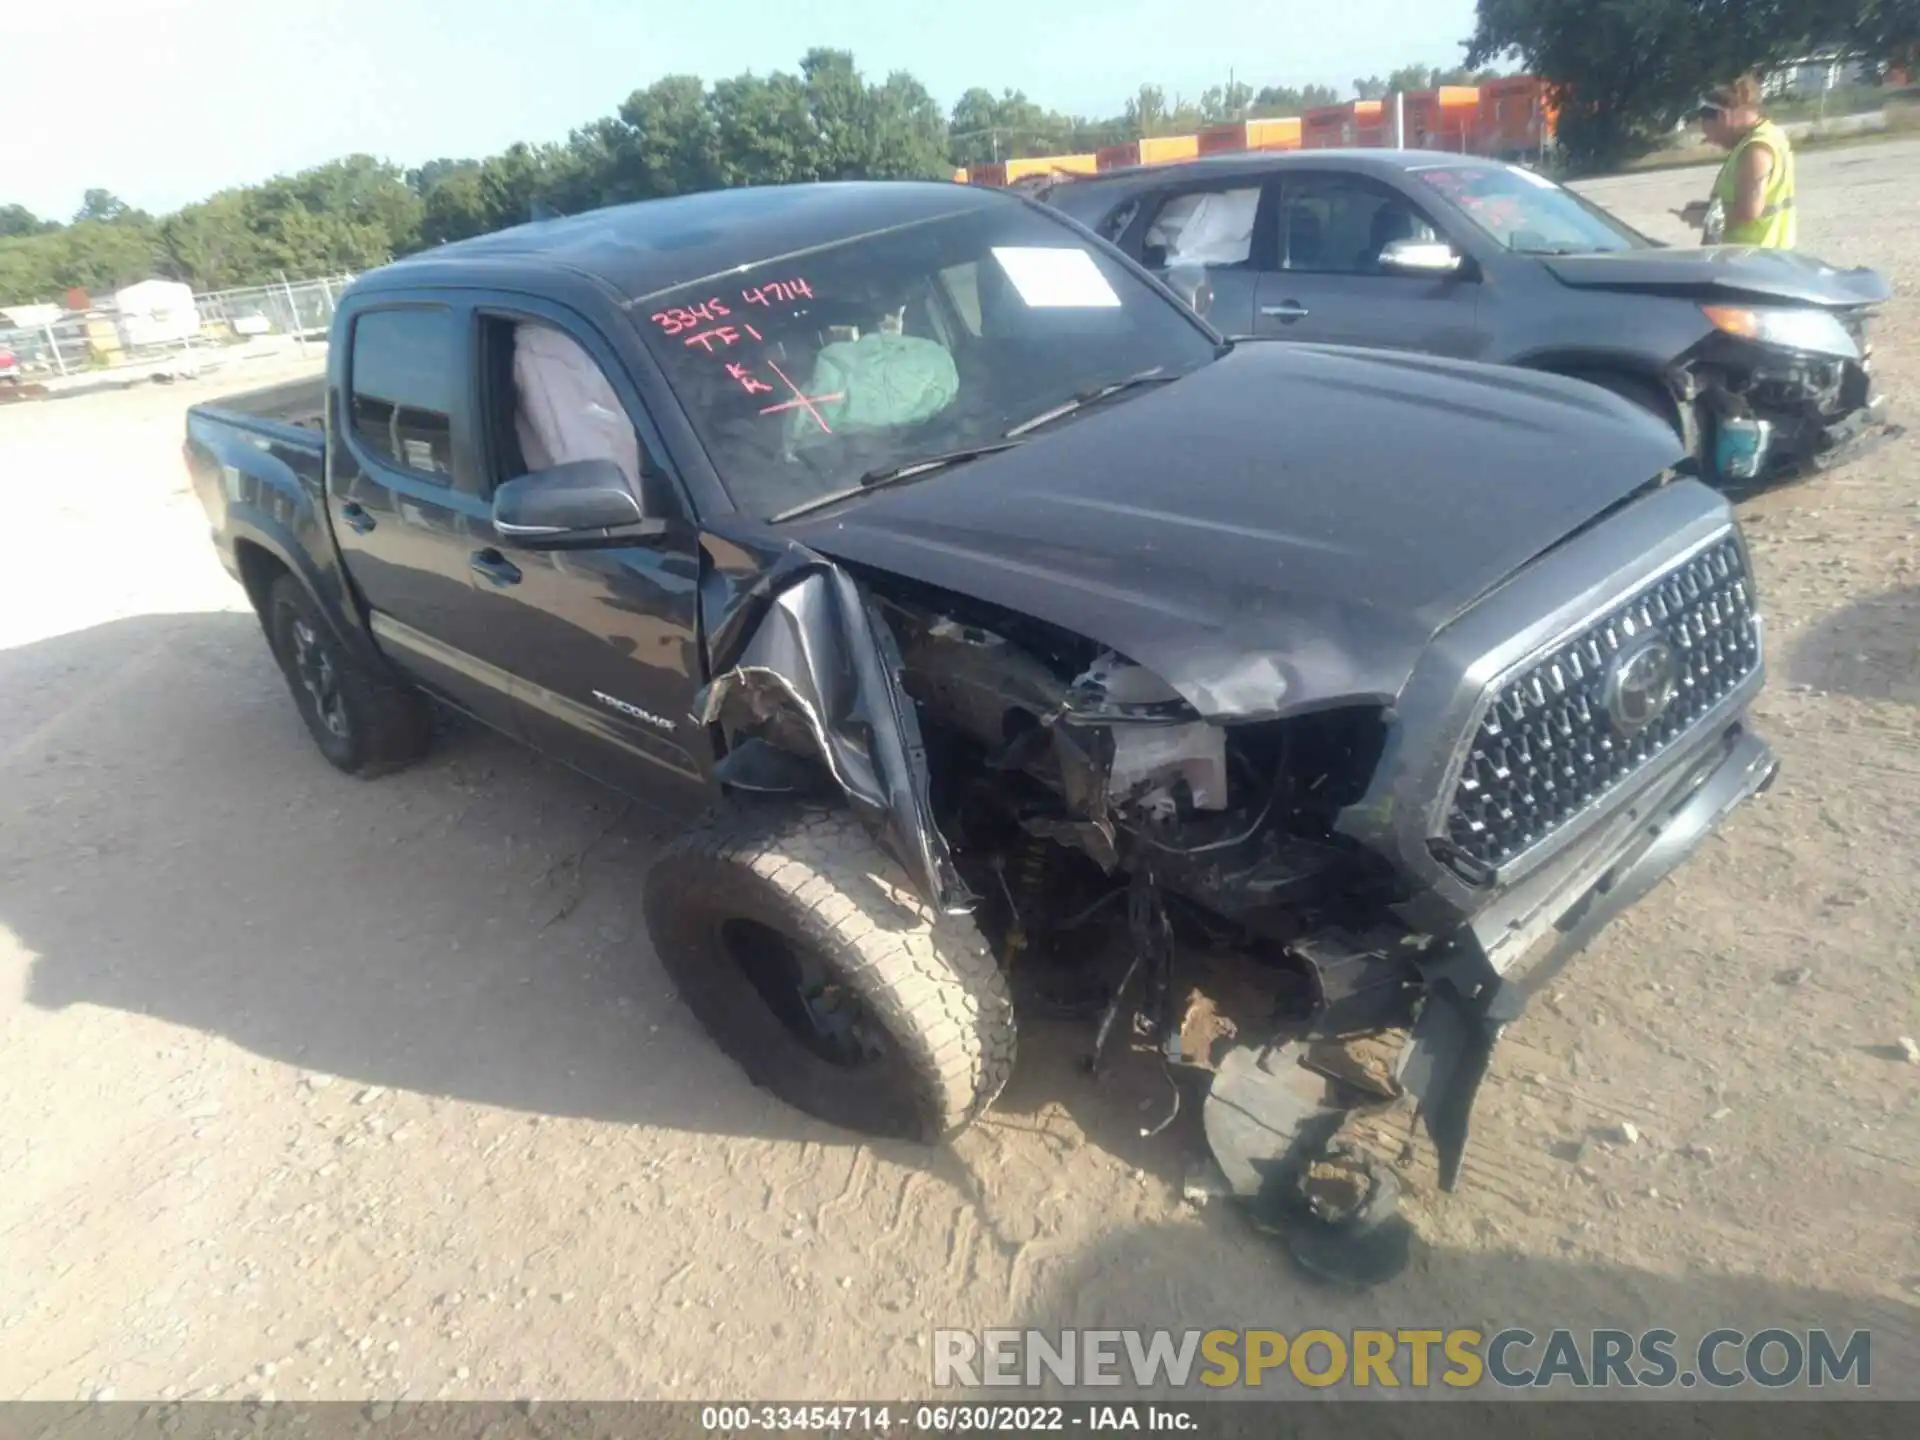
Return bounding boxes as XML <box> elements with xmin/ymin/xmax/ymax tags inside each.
<box><xmin>1673</xmin><ymin>320</ymin><xmax>1894</xmax><ymax>484</ymax></box>
<box><xmin>700</xmin><ymin>553</ymin><xmax>1448</xmax><ymax>1279</ymax></box>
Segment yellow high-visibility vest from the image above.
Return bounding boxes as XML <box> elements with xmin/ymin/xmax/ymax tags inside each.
<box><xmin>1710</xmin><ymin>120</ymin><xmax>1796</xmax><ymax>248</ymax></box>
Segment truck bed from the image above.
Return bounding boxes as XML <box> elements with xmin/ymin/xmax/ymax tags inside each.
<box><xmin>198</xmin><ymin>375</ymin><xmax>327</xmax><ymax>435</ymax></box>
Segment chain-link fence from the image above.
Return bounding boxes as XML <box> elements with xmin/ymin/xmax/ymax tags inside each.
<box><xmin>193</xmin><ymin>275</ymin><xmax>353</xmax><ymax>342</ymax></box>
<box><xmin>1</xmin><ymin>274</ymin><xmax>352</xmax><ymax>383</ymax></box>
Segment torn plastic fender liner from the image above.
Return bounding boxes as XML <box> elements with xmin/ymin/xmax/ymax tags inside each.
<box><xmin>696</xmin><ymin>544</ymin><xmax>974</xmax><ymax>916</ymax></box>
<box><xmin>1393</xmin><ymin>941</ymin><xmax>1526</xmax><ymax>1192</ymax></box>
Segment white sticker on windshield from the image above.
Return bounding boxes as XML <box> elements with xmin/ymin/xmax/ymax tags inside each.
<box><xmin>1507</xmin><ymin>163</ymin><xmax>1558</xmax><ymax>189</ymax></box>
<box><xmin>990</xmin><ymin>247</ymin><xmax>1122</xmax><ymax>308</ymax></box>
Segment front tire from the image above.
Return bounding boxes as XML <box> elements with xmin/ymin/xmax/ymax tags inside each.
<box><xmin>645</xmin><ymin>805</ymin><xmax>1015</xmax><ymax>1142</ymax></box>
<box><xmin>265</xmin><ymin>574</ymin><xmax>431</xmax><ymax>776</ymax></box>
<box><xmin>1566</xmin><ymin>369</ymin><xmax>1686</xmax><ymax>441</ymax></box>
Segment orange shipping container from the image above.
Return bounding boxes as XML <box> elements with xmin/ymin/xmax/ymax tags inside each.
<box><xmin>1195</xmin><ymin>117</ymin><xmax>1302</xmax><ymax>156</ymax></box>
<box><xmin>1301</xmin><ymin>100</ymin><xmax>1384</xmax><ymax>149</ymax></box>
<box><xmin>969</xmin><ymin>153</ymin><xmax>1101</xmax><ymax>188</ymax></box>
<box><xmin>1476</xmin><ymin>76</ymin><xmax>1555</xmax><ymax>158</ymax></box>
<box><xmin>1096</xmin><ymin>134</ymin><xmax>1201</xmax><ymax>170</ymax></box>
<box><xmin>1403</xmin><ymin>86</ymin><xmax>1480</xmax><ymax>152</ymax></box>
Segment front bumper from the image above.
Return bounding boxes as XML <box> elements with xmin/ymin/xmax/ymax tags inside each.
<box><xmin>1806</xmin><ymin>391</ymin><xmax>1898</xmax><ymax>472</ymax></box>
<box><xmin>1681</xmin><ymin>334</ymin><xmax>1894</xmax><ymax>480</ymax></box>
<box><xmin>1396</xmin><ymin>723</ymin><xmax>1778</xmax><ymax>1190</ymax></box>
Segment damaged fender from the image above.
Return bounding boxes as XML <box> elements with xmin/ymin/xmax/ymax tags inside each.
<box><xmin>697</xmin><ymin>539</ymin><xmax>974</xmax><ymax>915</ymax></box>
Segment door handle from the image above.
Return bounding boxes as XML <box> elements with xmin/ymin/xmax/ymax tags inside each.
<box><xmin>339</xmin><ymin>501</ymin><xmax>376</xmax><ymax>534</ymax></box>
<box><xmin>470</xmin><ymin>548</ymin><xmax>522</xmax><ymax>587</ymax></box>
<box><xmin>1261</xmin><ymin>302</ymin><xmax>1311</xmax><ymax>322</ymax></box>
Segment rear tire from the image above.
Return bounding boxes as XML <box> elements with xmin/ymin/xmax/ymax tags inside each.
<box><xmin>265</xmin><ymin>574</ymin><xmax>431</xmax><ymax>776</ymax></box>
<box><xmin>645</xmin><ymin>805</ymin><xmax>1015</xmax><ymax>1142</ymax></box>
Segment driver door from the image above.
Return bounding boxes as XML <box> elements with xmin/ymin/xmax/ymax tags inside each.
<box><xmin>466</xmin><ymin>299</ymin><xmax>707</xmax><ymax>809</ymax></box>
<box><xmin>1253</xmin><ymin>172</ymin><xmax>1483</xmax><ymax>358</ymax></box>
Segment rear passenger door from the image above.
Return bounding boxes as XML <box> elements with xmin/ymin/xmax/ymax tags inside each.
<box><xmin>329</xmin><ymin>300</ymin><xmax>524</xmax><ymax>735</ymax></box>
<box><xmin>1253</xmin><ymin>172</ymin><xmax>1481</xmax><ymax>357</ymax></box>
<box><xmin>1110</xmin><ymin>177</ymin><xmax>1280</xmax><ymax>336</ymax></box>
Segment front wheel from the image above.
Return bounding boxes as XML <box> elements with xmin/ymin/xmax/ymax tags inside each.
<box><xmin>644</xmin><ymin>805</ymin><xmax>1015</xmax><ymax>1142</ymax></box>
<box><xmin>265</xmin><ymin>574</ymin><xmax>431</xmax><ymax>776</ymax></box>
<box><xmin>1566</xmin><ymin>369</ymin><xmax>1686</xmax><ymax>439</ymax></box>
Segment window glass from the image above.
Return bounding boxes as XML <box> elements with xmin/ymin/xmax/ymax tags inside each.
<box><xmin>636</xmin><ymin>201</ymin><xmax>1218</xmax><ymax>521</ymax></box>
<box><xmin>1282</xmin><ymin>179</ymin><xmax>1439</xmax><ymax>274</ymax></box>
<box><xmin>349</xmin><ymin>308</ymin><xmax>458</xmax><ymax>480</ymax></box>
<box><xmin>1098</xmin><ymin>196</ymin><xmax>1143</xmax><ymax>243</ymax></box>
<box><xmin>1410</xmin><ymin>164</ymin><xmax>1649</xmax><ymax>255</ymax></box>
<box><xmin>1142</xmin><ymin>187</ymin><xmax>1261</xmax><ymax>269</ymax></box>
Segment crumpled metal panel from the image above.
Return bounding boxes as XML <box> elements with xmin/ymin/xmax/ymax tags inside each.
<box><xmin>697</xmin><ymin>539</ymin><xmax>972</xmax><ymax>915</ymax></box>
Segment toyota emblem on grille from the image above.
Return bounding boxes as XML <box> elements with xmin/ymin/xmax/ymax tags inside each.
<box><xmin>1605</xmin><ymin>636</ymin><xmax>1679</xmax><ymax>734</ymax></box>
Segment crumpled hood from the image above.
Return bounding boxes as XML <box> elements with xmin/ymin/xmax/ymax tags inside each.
<box><xmin>1544</xmin><ymin>247</ymin><xmax>1892</xmax><ymax>309</ymax></box>
<box><xmin>783</xmin><ymin>342</ymin><xmax>1684</xmax><ymax>721</ymax></box>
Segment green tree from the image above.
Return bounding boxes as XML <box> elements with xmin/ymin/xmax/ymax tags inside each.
<box><xmin>73</xmin><ymin>188</ymin><xmax>146</xmax><ymax>226</ymax></box>
<box><xmin>1469</xmin><ymin>0</ymin><xmax>1920</xmax><ymax>172</ymax></box>
<box><xmin>617</xmin><ymin>75</ymin><xmax>721</xmax><ymax>197</ymax></box>
<box><xmin>1250</xmin><ymin>82</ymin><xmax>1341</xmax><ymax>116</ymax></box>
<box><xmin>867</xmin><ymin>71</ymin><xmax>951</xmax><ymax>178</ymax></box>
<box><xmin>1215</xmin><ymin>80</ymin><xmax>1255</xmax><ymax>119</ymax></box>
<box><xmin>709</xmin><ymin>72</ymin><xmax>818</xmax><ymax>187</ymax></box>
<box><xmin>0</xmin><ymin>203</ymin><xmax>59</xmax><ymax>238</ymax></box>
<box><xmin>417</xmin><ymin>165</ymin><xmax>492</xmax><ymax>247</ymax></box>
<box><xmin>157</xmin><ymin>192</ymin><xmax>266</xmax><ymax>290</ymax></box>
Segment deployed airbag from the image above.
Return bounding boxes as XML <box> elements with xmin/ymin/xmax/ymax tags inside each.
<box><xmin>791</xmin><ymin>333</ymin><xmax>959</xmax><ymax>444</ymax></box>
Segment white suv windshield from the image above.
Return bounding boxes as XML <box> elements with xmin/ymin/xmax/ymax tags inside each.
<box><xmin>636</xmin><ymin>202</ymin><xmax>1218</xmax><ymax>520</ymax></box>
<box><xmin>1412</xmin><ymin>164</ymin><xmax>1650</xmax><ymax>255</ymax></box>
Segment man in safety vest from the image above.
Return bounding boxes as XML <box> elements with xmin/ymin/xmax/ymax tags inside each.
<box><xmin>1676</xmin><ymin>75</ymin><xmax>1797</xmax><ymax>248</ymax></box>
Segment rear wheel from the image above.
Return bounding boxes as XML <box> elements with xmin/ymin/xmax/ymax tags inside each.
<box><xmin>265</xmin><ymin>574</ymin><xmax>431</xmax><ymax>776</ymax></box>
<box><xmin>645</xmin><ymin>805</ymin><xmax>1015</xmax><ymax>1141</ymax></box>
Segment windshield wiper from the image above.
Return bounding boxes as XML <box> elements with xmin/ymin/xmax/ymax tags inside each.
<box><xmin>855</xmin><ymin>441</ymin><xmax>1025</xmax><ymax>488</ymax></box>
<box><xmin>1003</xmin><ymin>370</ymin><xmax>1182</xmax><ymax>439</ymax></box>
<box><xmin>768</xmin><ymin>441</ymin><xmax>1024</xmax><ymax>524</ymax></box>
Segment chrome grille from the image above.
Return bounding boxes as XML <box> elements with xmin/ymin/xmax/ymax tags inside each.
<box><xmin>1446</xmin><ymin>535</ymin><xmax>1761</xmax><ymax>871</ymax></box>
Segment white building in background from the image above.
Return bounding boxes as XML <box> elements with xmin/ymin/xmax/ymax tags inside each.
<box><xmin>1764</xmin><ymin>53</ymin><xmax>1870</xmax><ymax>99</ymax></box>
<box><xmin>111</xmin><ymin>278</ymin><xmax>200</xmax><ymax>349</ymax></box>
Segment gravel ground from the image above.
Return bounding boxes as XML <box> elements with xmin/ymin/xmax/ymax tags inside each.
<box><xmin>2</xmin><ymin>143</ymin><xmax>1917</xmax><ymax>1405</ymax></box>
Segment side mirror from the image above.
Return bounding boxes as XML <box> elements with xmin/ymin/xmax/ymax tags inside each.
<box><xmin>1379</xmin><ymin>238</ymin><xmax>1466</xmax><ymax>276</ymax></box>
<box><xmin>492</xmin><ymin>458</ymin><xmax>659</xmax><ymax>545</ymax></box>
<box><xmin>1165</xmin><ymin>263</ymin><xmax>1214</xmax><ymax>319</ymax></box>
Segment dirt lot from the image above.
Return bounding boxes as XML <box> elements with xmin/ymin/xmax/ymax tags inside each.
<box><xmin>3</xmin><ymin>144</ymin><xmax>1917</xmax><ymax>1405</ymax></box>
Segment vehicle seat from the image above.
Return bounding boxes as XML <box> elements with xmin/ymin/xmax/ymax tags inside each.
<box><xmin>1287</xmin><ymin>211</ymin><xmax>1325</xmax><ymax>270</ymax></box>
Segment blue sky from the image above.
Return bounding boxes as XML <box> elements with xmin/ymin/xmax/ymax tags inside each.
<box><xmin>13</xmin><ymin>0</ymin><xmax>1481</xmax><ymax>220</ymax></box>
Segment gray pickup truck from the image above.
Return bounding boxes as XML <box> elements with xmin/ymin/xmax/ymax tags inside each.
<box><xmin>184</xmin><ymin>180</ymin><xmax>1777</xmax><ymax>1276</ymax></box>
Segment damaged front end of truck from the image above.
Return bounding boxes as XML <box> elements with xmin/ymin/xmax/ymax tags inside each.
<box><xmin>692</xmin><ymin>483</ymin><xmax>1778</xmax><ymax>1281</ymax></box>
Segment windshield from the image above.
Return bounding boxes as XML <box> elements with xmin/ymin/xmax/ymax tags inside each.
<box><xmin>1410</xmin><ymin>164</ymin><xmax>1651</xmax><ymax>255</ymax></box>
<box><xmin>635</xmin><ymin>202</ymin><xmax>1219</xmax><ymax>520</ymax></box>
